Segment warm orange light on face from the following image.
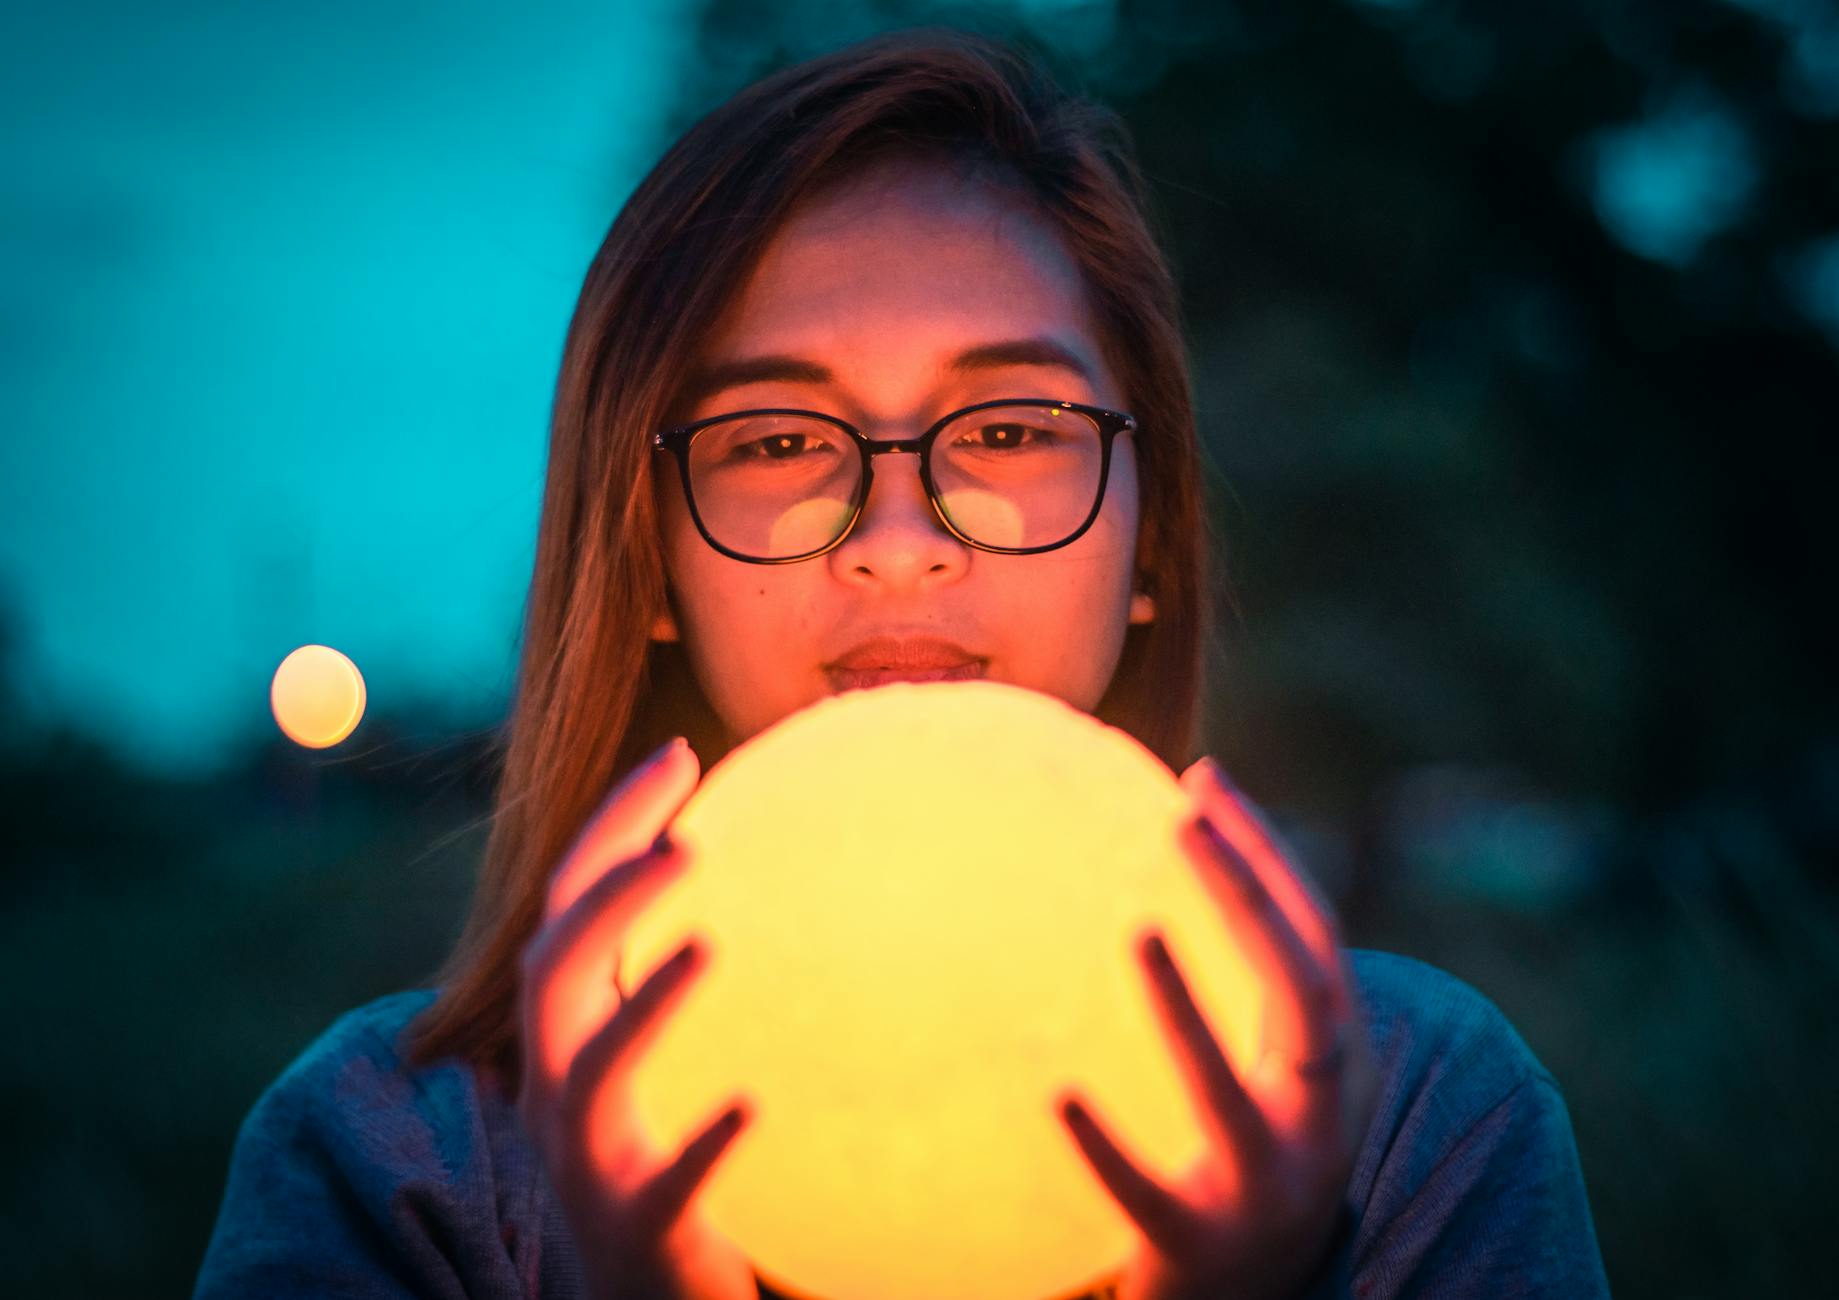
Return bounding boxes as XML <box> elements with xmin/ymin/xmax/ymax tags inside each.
<box><xmin>269</xmin><ymin>644</ymin><xmax>366</xmax><ymax>748</ymax></box>
<box><xmin>619</xmin><ymin>681</ymin><xmax>1263</xmax><ymax>1300</ymax></box>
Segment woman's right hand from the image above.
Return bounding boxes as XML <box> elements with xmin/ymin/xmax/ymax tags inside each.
<box><xmin>517</xmin><ymin>737</ymin><xmax>759</xmax><ymax>1300</ymax></box>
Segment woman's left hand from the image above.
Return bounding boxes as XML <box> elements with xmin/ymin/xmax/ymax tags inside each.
<box><xmin>1055</xmin><ymin>757</ymin><xmax>1379</xmax><ymax>1300</ymax></box>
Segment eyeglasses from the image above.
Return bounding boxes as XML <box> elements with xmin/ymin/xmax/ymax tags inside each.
<box><xmin>651</xmin><ymin>397</ymin><xmax>1136</xmax><ymax>564</ymax></box>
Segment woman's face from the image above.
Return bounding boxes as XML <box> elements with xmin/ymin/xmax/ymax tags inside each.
<box><xmin>651</xmin><ymin>159</ymin><xmax>1154</xmax><ymax>746</ymax></box>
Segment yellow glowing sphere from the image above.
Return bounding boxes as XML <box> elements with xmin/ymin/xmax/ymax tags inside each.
<box><xmin>269</xmin><ymin>644</ymin><xmax>366</xmax><ymax>748</ymax></box>
<box><xmin>621</xmin><ymin>681</ymin><xmax>1263</xmax><ymax>1300</ymax></box>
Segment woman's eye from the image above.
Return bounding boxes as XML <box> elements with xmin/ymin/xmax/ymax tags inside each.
<box><xmin>741</xmin><ymin>433</ymin><xmax>825</xmax><ymax>460</ymax></box>
<box><xmin>960</xmin><ymin>422</ymin><xmax>1050</xmax><ymax>451</ymax></box>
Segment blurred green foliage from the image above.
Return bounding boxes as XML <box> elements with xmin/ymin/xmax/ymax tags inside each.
<box><xmin>0</xmin><ymin>704</ymin><xmax>495</xmax><ymax>1295</ymax></box>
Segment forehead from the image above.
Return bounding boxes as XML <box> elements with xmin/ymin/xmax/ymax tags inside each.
<box><xmin>706</xmin><ymin>160</ymin><xmax>1102</xmax><ymax>375</ymax></box>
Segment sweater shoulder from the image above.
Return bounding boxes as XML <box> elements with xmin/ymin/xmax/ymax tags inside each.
<box><xmin>197</xmin><ymin>995</ymin><xmax>553</xmax><ymax>1295</ymax></box>
<box><xmin>244</xmin><ymin>988</ymin><xmax>484</xmax><ymax>1183</ymax></box>
<box><xmin>1346</xmin><ymin>947</ymin><xmax>1554</xmax><ymax>1097</ymax></box>
<box><xmin>1343</xmin><ymin>949</ymin><xmax>1562</xmax><ymax>1203</ymax></box>
<box><xmin>286</xmin><ymin>987</ymin><xmax>441</xmax><ymax>1074</ymax></box>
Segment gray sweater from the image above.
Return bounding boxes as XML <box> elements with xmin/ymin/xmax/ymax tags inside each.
<box><xmin>193</xmin><ymin>949</ymin><xmax>1610</xmax><ymax>1298</ymax></box>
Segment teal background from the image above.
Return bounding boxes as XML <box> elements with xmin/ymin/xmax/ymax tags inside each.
<box><xmin>2</xmin><ymin>1</ymin><xmax>693</xmax><ymax>771</ymax></box>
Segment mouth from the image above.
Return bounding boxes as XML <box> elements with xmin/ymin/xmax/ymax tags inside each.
<box><xmin>824</xmin><ymin>660</ymin><xmax>988</xmax><ymax>693</ymax></box>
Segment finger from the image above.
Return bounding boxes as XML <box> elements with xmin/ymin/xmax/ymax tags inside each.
<box><xmin>1179</xmin><ymin>814</ymin><xmax>1346</xmax><ymax>1067</ymax></box>
<box><xmin>523</xmin><ymin>838</ymin><xmax>692</xmax><ymax>1089</ymax></box>
<box><xmin>1056</xmin><ymin>1092</ymin><xmax>1195</xmax><ymax>1260</ymax></box>
<box><xmin>547</xmin><ymin>737</ymin><xmax>700</xmax><ymax>921</ymax></box>
<box><xmin>1180</xmin><ymin>758</ymin><xmax>1339</xmax><ymax>968</ymax></box>
<box><xmin>560</xmin><ymin>938</ymin><xmax>707</xmax><ymax>1139</ymax></box>
<box><xmin>1136</xmin><ymin>932</ymin><xmax>1277</xmax><ymax>1179</ymax></box>
<box><xmin>629</xmin><ymin>1100</ymin><xmax>753</xmax><ymax>1240</ymax></box>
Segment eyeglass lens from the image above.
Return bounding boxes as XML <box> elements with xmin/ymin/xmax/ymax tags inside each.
<box><xmin>684</xmin><ymin>403</ymin><xmax>1106</xmax><ymax>559</ymax></box>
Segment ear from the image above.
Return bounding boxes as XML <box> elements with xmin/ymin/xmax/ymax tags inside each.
<box><xmin>1129</xmin><ymin>528</ymin><xmax>1158</xmax><ymax>627</ymax></box>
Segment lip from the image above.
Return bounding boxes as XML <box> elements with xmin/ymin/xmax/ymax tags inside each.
<box><xmin>825</xmin><ymin>661</ymin><xmax>988</xmax><ymax>692</ymax></box>
<box><xmin>823</xmin><ymin>636</ymin><xmax>987</xmax><ymax>692</ymax></box>
<box><xmin>825</xmin><ymin>635</ymin><xmax>983</xmax><ymax>671</ymax></box>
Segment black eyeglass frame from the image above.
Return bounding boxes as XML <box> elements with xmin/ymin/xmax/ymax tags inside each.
<box><xmin>650</xmin><ymin>397</ymin><xmax>1137</xmax><ymax>565</ymax></box>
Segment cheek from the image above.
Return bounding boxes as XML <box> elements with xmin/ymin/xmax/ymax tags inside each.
<box><xmin>656</xmin><ymin>476</ymin><xmax>741</xmax><ymax>616</ymax></box>
<box><xmin>1108</xmin><ymin>442</ymin><xmax>1144</xmax><ymax>533</ymax></box>
<box><xmin>1085</xmin><ymin>450</ymin><xmax>1144</xmax><ymax>586</ymax></box>
<box><xmin>1002</xmin><ymin>503</ymin><xmax>1140</xmax><ymax>643</ymax></box>
<box><xmin>653</xmin><ymin>471</ymin><xmax>693</xmax><ymax>574</ymax></box>
<box><xmin>672</xmin><ymin>552</ymin><xmax>808</xmax><ymax>660</ymax></box>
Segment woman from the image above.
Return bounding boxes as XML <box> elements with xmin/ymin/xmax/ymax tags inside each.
<box><xmin>194</xmin><ymin>29</ymin><xmax>1610</xmax><ymax>1300</ymax></box>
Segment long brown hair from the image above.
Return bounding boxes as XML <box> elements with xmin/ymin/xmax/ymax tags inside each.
<box><xmin>404</xmin><ymin>28</ymin><xmax>1219</xmax><ymax>1087</ymax></box>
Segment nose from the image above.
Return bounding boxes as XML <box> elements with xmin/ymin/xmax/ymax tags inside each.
<box><xmin>827</xmin><ymin>442</ymin><xmax>969</xmax><ymax>590</ymax></box>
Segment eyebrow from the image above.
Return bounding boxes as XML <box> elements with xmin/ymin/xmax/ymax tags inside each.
<box><xmin>678</xmin><ymin>337</ymin><xmax>1097</xmax><ymax>410</ymax></box>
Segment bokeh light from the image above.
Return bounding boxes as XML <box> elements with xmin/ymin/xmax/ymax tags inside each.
<box><xmin>269</xmin><ymin>644</ymin><xmax>366</xmax><ymax>749</ymax></box>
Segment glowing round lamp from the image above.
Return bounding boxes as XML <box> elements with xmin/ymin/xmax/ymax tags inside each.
<box><xmin>620</xmin><ymin>681</ymin><xmax>1264</xmax><ymax>1300</ymax></box>
<box><xmin>269</xmin><ymin>644</ymin><xmax>366</xmax><ymax>748</ymax></box>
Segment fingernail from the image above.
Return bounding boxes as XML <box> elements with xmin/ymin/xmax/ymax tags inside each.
<box><xmin>625</xmin><ymin>742</ymin><xmax>672</xmax><ymax>787</ymax></box>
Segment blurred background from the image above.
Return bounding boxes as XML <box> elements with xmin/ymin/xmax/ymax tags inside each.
<box><xmin>2</xmin><ymin>0</ymin><xmax>1833</xmax><ymax>1295</ymax></box>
